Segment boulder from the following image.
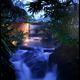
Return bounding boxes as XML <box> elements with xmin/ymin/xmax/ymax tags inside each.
<box><xmin>48</xmin><ymin>44</ymin><xmax>79</xmax><ymax>80</ymax></box>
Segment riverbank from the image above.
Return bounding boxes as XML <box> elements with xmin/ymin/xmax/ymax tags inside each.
<box><xmin>48</xmin><ymin>44</ymin><xmax>79</xmax><ymax>80</ymax></box>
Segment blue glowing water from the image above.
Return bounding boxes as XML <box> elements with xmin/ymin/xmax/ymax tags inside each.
<box><xmin>9</xmin><ymin>46</ymin><xmax>57</xmax><ymax>80</ymax></box>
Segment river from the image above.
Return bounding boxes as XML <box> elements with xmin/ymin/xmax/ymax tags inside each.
<box><xmin>9</xmin><ymin>37</ymin><xmax>60</xmax><ymax>80</ymax></box>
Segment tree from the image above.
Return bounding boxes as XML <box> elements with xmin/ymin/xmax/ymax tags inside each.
<box><xmin>28</xmin><ymin>0</ymin><xmax>79</xmax><ymax>45</ymax></box>
<box><xmin>1</xmin><ymin>0</ymin><xmax>27</xmax><ymax>79</ymax></box>
<box><xmin>28</xmin><ymin>0</ymin><xmax>72</xmax><ymax>18</ymax></box>
<box><xmin>1</xmin><ymin>0</ymin><xmax>27</xmax><ymax>53</ymax></box>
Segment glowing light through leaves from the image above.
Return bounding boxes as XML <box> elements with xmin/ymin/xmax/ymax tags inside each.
<box><xmin>12</xmin><ymin>41</ymin><xmax>17</xmax><ymax>46</ymax></box>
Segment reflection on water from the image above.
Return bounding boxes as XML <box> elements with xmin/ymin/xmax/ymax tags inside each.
<box><xmin>10</xmin><ymin>46</ymin><xmax>57</xmax><ymax>80</ymax></box>
<box><xmin>23</xmin><ymin>37</ymin><xmax>42</xmax><ymax>42</ymax></box>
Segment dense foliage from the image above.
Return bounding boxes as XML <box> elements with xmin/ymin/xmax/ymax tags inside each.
<box><xmin>28</xmin><ymin>0</ymin><xmax>79</xmax><ymax>45</ymax></box>
<box><xmin>1</xmin><ymin>0</ymin><xmax>27</xmax><ymax>54</ymax></box>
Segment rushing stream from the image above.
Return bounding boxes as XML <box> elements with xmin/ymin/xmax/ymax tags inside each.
<box><xmin>9</xmin><ymin>46</ymin><xmax>58</xmax><ymax>80</ymax></box>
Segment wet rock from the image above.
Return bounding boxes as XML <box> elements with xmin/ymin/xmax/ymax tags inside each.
<box><xmin>19</xmin><ymin>46</ymin><xmax>34</xmax><ymax>50</ymax></box>
<box><xmin>48</xmin><ymin>44</ymin><xmax>79</xmax><ymax>80</ymax></box>
<box><xmin>21</xmin><ymin>48</ymin><xmax>48</xmax><ymax>78</ymax></box>
<box><xmin>31</xmin><ymin>61</ymin><xmax>48</xmax><ymax>78</ymax></box>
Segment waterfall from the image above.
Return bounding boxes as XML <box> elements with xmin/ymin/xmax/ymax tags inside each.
<box><xmin>9</xmin><ymin>46</ymin><xmax>57</xmax><ymax>80</ymax></box>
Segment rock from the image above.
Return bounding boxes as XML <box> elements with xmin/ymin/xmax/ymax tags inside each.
<box><xmin>31</xmin><ymin>61</ymin><xmax>48</xmax><ymax>78</ymax></box>
<box><xmin>21</xmin><ymin>49</ymin><xmax>48</xmax><ymax>78</ymax></box>
<box><xmin>48</xmin><ymin>44</ymin><xmax>79</xmax><ymax>80</ymax></box>
<box><xmin>19</xmin><ymin>46</ymin><xmax>34</xmax><ymax>50</ymax></box>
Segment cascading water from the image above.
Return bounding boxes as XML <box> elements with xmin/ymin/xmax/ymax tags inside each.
<box><xmin>9</xmin><ymin>46</ymin><xmax>57</xmax><ymax>80</ymax></box>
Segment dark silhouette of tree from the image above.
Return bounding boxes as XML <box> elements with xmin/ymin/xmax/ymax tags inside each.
<box><xmin>28</xmin><ymin>0</ymin><xmax>72</xmax><ymax>19</ymax></box>
<box><xmin>28</xmin><ymin>0</ymin><xmax>79</xmax><ymax>42</ymax></box>
<box><xmin>1</xmin><ymin>0</ymin><xmax>27</xmax><ymax>52</ymax></box>
<box><xmin>1</xmin><ymin>0</ymin><xmax>28</xmax><ymax>80</ymax></box>
<box><xmin>1</xmin><ymin>0</ymin><xmax>27</xmax><ymax>21</ymax></box>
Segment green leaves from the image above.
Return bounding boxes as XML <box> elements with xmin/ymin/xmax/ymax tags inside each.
<box><xmin>1</xmin><ymin>21</ymin><xmax>25</xmax><ymax>53</ymax></box>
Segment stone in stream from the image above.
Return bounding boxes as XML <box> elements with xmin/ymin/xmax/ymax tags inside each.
<box><xmin>31</xmin><ymin>61</ymin><xmax>48</xmax><ymax>78</ymax></box>
<box><xmin>21</xmin><ymin>47</ymin><xmax>48</xmax><ymax>79</ymax></box>
<box><xmin>48</xmin><ymin>45</ymin><xmax>79</xmax><ymax>80</ymax></box>
<box><xmin>19</xmin><ymin>46</ymin><xmax>35</xmax><ymax>50</ymax></box>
